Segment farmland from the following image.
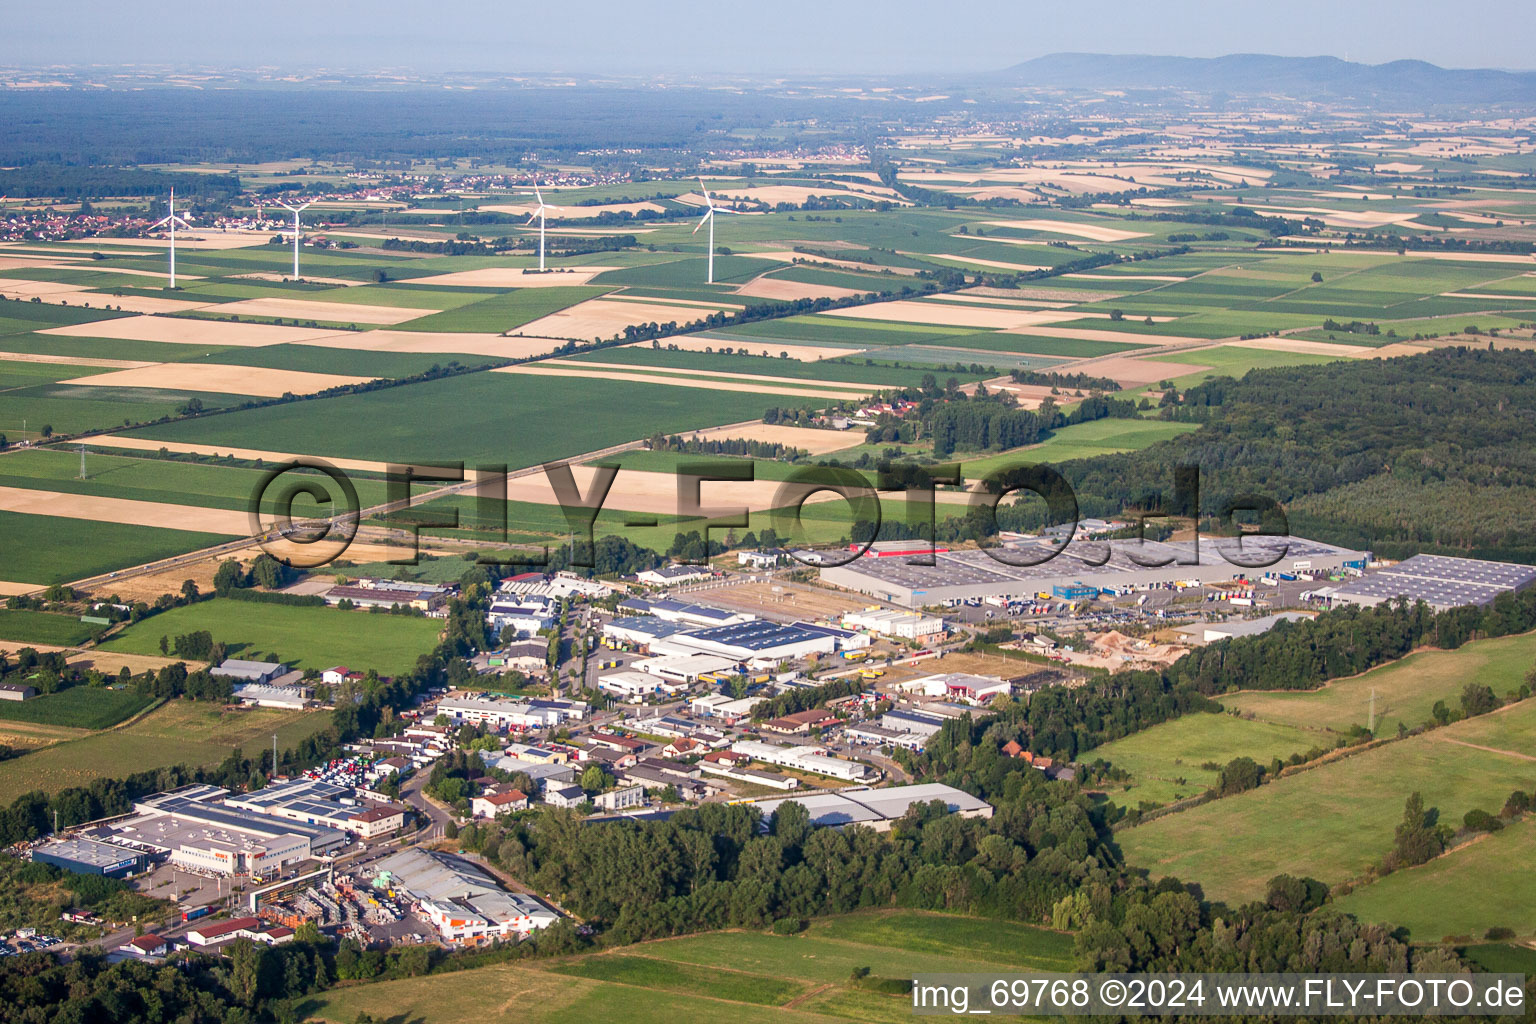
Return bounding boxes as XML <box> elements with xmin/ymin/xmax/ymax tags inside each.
<box><xmin>1088</xmin><ymin>712</ymin><xmax>1317</xmax><ymax>807</ymax></box>
<box><xmin>1223</xmin><ymin>630</ymin><xmax>1536</xmax><ymax>736</ymax></box>
<box><xmin>0</xmin><ymin>686</ymin><xmax>156</xmax><ymax>731</ymax></box>
<box><xmin>0</xmin><ymin>609</ymin><xmax>98</xmax><ymax>646</ymax></box>
<box><xmin>1116</xmin><ymin>699</ymin><xmax>1536</xmax><ymax>904</ymax></box>
<box><xmin>0</xmin><ymin>510</ymin><xmax>236</xmax><ymax>586</ymax></box>
<box><xmin>0</xmin><ymin>697</ymin><xmax>330</xmax><ymax>803</ymax></box>
<box><xmin>99</xmin><ymin>598</ymin><xmax>442</xmax><ymax>673</ymax></box>
<box><xmin>305</xmin><ymin>910</ymin><xmax>1073</xmax><ymax>1024</ymax></box>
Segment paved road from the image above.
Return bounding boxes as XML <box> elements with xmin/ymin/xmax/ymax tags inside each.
<box><xmin>399</xmin><ymin>770</ymin><xmax>451</xmax><ymax>842</ymax></box>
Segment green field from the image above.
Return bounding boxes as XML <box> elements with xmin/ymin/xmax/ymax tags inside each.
<box><xmin>0</xmin><ymin>511</ymin><xmax>236</xmax><ymax>586</ymax></box>
<box><xmin>305</xmin><ymin>910</ymin><xmax>1072</xmax><ymax>1024</ymax></box>
<box><xmin>0</xmin><ymin>698</ymin><xmax>328</xmax><ymax>802</ymax></box>
<box><xmin>0</xmin><ymin>447</ymin><xmax>390</xmax><ymax>514</ymax></box>
<box><xmin>0</xmin><ymin>609</ymin><xmax>98</xmax><ymax>646</ymax></box>
<box><xmin>398</xmin><ymin>285</ymin><xmax>611</xmax><ymax>333</ymax></box>
<box><xmin>1222</xmin><ymin>631</ymin><xmax>1536</xmax><ymax>736</ymax></box>
<box><xmin>125</xmin><ymin>372</ymin><xmax>799</xmax><ymax>467</ymax></box>
<box><xmin>1117</xmin><ymin>700</ymin><xmax>1536</xmax><ymax>903</ymax></box>
<box><xmin>955</xmin><ymin>418</ymin><xmax>1201</xmax><ymax>478</ymax></box>
<box><xmin>0</xmin><ymin>686</ymin><xmax>155</xmax><ymax>730</ymax></box>
<box><xmin>1332</xmin><ymin>817</ymin><xmax>1536</xmax><ymax>942</ymax></box>
<box><xmin>1089</xmin><ymin>712</ymin><xmax>1318</xmax><ymax>807</ymax></box>
<box><xmin>100</xmin><ymin>598</ymin><xmax>441</xmax><ymax>673</ymax></box>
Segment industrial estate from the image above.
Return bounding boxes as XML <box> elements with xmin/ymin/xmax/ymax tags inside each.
<box><xmin>0</xmin><ymin>19</ymin><xmax>1535</xmax><ymax>1024</ymax></box>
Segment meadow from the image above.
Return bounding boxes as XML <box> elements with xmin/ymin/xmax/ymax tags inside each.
<box><xmin>0</xmin><ymin>697</ymin><xmax>329</xmax><ymax>803</ymax></box>
<box><xmin>1116</xmin><ymin>700</ymin><xmax>1536</xmax><ymax>903</ymax></box>
<box><xmin>99</xmin><ymin>598</ymin><xmax>441</xmax><ymax>673</ymax></box>
<box><xmin>304</xmin><ymin>909</ymin><xmax>1073</xmax><ymax>1024</ymax></box>
<box><xmin>1222</xmin><ymin>631</ymin><xmax>1536</xmax><ymax>736</ymax></box>
<box><xmin>1332</xmin><ymin>817</ymin><xmax>1536</xmax><ymax>943</ymax></box>
<box><xmin>1088</xmin><ymin>712</ymin><xmax>1318</xmax><ymax>807</ymax></box>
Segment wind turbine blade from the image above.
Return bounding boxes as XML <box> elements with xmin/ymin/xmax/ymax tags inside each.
<box><xmin>698</xmin><ymin>177</ymin><xmax>713</xmax><ymax>210</ymax></box>
<box><xmin>534</xmin><ymin>183</ymin><xmax>544</xmax><ymax>205</ymax></box>
<box><xmin>691</xmin><ymin>210</ymin><xmax>712</xmax><ymax>235</ymax></box>
<box><xmin>526</xmin><ymin>211</ymin><xmax>538</xmax><ymax>225</ymax></box>
<box><xmin>151</xmin><ymin>215</ymin><xmax>173</xmax><ymax>229</ymax></box>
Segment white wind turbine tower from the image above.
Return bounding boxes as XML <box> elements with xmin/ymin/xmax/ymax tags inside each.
<box><xmin>278</xmin><ymin>199</ymin><xmax>314</xmax><ymax>280</ymax></box>
<box><xmin>152</xmin><ymin>188</ymin><xmax>193</xmax><ymax>289</ymax></box>
<box><xmin>691</xmin><ymin>177</ymin><xmax>737</xmax><ymax>284</ymax></box>
<box><xmin>526</xmin><ymin>183</ymin><xmax>560</xmax><ymax>272</ymax></box>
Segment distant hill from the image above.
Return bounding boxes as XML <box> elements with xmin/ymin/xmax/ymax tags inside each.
<box><xmin>994</xmin><ymin>53</ymin><xmax>1536</xmax><ymax>105</ymax></box>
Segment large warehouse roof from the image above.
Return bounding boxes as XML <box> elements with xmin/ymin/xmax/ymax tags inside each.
<box><xmin>821</xmin><ymin>536</ymin><xmax>1366</xmax><ymax>607</ymax></box>
<box><xmin>1330</xmin><ymin>554</ymin><xmax>1536</xmax><ymax>611</ymax></box>
<box><xmin>753</xmin><ymin>783</ymin><xmax>992</xmax><ymax>829</ymax></box>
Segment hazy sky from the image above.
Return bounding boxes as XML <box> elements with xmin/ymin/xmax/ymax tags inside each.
<box><xmin>6</xmin><ymin>0</ymin><xmax>1534</xmax><ymax>75</ymax></box>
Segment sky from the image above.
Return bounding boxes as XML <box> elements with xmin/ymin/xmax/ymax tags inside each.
<box><xmin>5</xmin><ymin>0</ymin><xmax>1534</xmax><ymax>76</ymax></box>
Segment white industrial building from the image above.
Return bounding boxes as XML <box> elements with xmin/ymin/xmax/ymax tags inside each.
<box><xmin>752</xmin><ymin>783</ymin><xmax>992</xmax><ymax>832</ymax></box>
<box><xmin>437</xmin><ymin>695</ymin><xmax>587</xmax><ymax>731</ymax></box>
<box><xmin>633</xmin><ymin>652</ymin><xmax>739</xmax><ymax>683</ymax></box>
<box><xmin>730</xmin><ymin>740</ymin><xmax>879</xmax><ymax>782</ymax></box>
<box><xmin>821</xmin><ymin>536</ymin><xmax>1367</xmax><ymax>609</ymax></box>
<box><xmin>842</xmin><ymin>609</ymin><xmax>945</xmax><ymax>639</ymax></box>
<box><xmin>1328</xmin><ymin>553</ymin><xmax>1536</xmax><ymax>612</ymax></box>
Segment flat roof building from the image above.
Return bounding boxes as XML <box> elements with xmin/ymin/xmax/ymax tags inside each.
<box><xmin>752</xmin><ymin>782</ymin><xmax>992</xmax><ymax>832</ymax></box>
<box><xmin>211</xmin><ymin>659</ymin><xmax>287</xmax><ymax>685</ymax></box>
<box><xmin>373</xmin><ymin>847</ymin><xmax>558</xmax><ymax>945</ymax></box>
<box><xmin>1329</xmin><ymin>554</ymin><xmax>1536</xmax><ymax>612</ymax></box>
<box><xmin>33</xmin><ymin>837</ymin><xmax>147</xmax><ymax>878</ymax></box>
<box><xmin>821</xmin><ymin>536</ymin><xmax>1366</xmax><ymax>608</ymax></box>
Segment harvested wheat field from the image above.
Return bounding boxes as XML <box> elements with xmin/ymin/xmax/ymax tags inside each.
<box><xmin>0</xmin><ymin>277</ymin><xmax>86</xmax><ymax>297</ymax></box>
<box><xmin>928</xmin><ymin>293</ymin><xmax>1071</xmax><ymax>309</ymax></box>
<box><xmin>60</xmin><ymin>363</ymin><xmax>374</xmax><ymax>398</ymax></box>
<box><xmin>0</xmin><ymin>487</ymin><xmax>248</xmax><ymax>534</ymax></box>
<box><xmin>980</xmin><ymin>218</ymin><xmax>1149</xmax><ymax>242</ymax></box>
<box><xmin>683</xmin><ymin>421</ymin><xmax>861</xmax><ymax>455</ymax></box>
<box><xmin>0</xmin><ymin>581</ymin><xmax>43</xmax><ymax>597</ymax></box>
<box><xmin>534</xmin><ymin>358</ymin><xmax>881</xmax><ymax>392</ymax></box>
<box><xmin>823</xmin><ymin>301</ymin><xmax>1069</xmax><ymax>331</ymax></box>
<box><xmin>211</xmin><ymin>297</ymin><xmax>435</xmax><ymax>325</ymax></box>
<box><xmin>301</xmin><ymin>330</ymin><xmax>565</xmax><ymax>360</ymax></box>
<box><xmin>0</xmin><ymin>351</ymin><xmax>154</xmax><ymax>369</ymax></box>
<box><xmin>68</xmin><ymin>650</ymin><xmax>206</xmax><ymax>676</ymax></box>
<box><xmin>983</xmin><ymin>383</ymin><xmax>1069</xmax><ymax>409</ymax></box>
<box><xmin>496</xmin><ymin>466</ymin><xmax>862</xmax><ymax>517</ymax></box>
<box><xmin>41</xmin><ymin>315</ymin><xmax>347</xmax><ymax>347</ymax></box>
<box><xmin>69</xmin><ymin>293</ymin><xmax>214</xmax><ymax>315</ymax></box>
<box><xmin>1227</xmin><ymin>338</ymin><xmax>1370</xmax><ymax>357</ymax></box>
<box><xmin>634</xmin><ymin>337</ymin><xmax>864</xmax><ymax>361</ymax></box>
<box><xmin>412</xmin><ymin>267</ymin><xmax>619</xmax><ymax>288</ymax></box>
<box><xmin>516</xmin><ymin>298</ymin><xmax>733</xmax><ymax>340</ymax></box>
<box><xmin>492</xmin><ymin>364</ymin><xmax>872</xmax><ymax>400</ymax></box>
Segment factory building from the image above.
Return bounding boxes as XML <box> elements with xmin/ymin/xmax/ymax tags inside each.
<box><xmin>372</xmin><ymin>847</ymin><xmax>558</xmax><ymax>946</ymax></box>
<box><xmin>663</xmin><ymin>620</ymin><xmax>837</xmax><ymax>665</ymax></box>
<box><xmin>81</xmin><ymin>787</ymin><xmax>348</xmax><ymax>876</ymax></box>
<box><xmin>1328</xmin><ymin>554</ymin><xmax>1536</xmax><ymax>613</ymax></box>
<box><xmin>819</xmin><ymin>536</ymin><xmax>1367</xmax><ymax>609</ymax></box>
<box><xmin>752</xmin><ymin>783</ymin><xmax>992</xmax><ymax>832</ymax></box>
<box><xmin>730</xmin><ymin>740</ymin><xmax>879</xmax><ymax>782</ymax></box>
<box><xmin>842</xmin><ymin>609</ymin><xmax>946</xmax><ymax>639</ymax></box>
<box><xmin>32</xmin><ymin>837</ymin><xmax>148</xmax><ymax>878</ymax></box>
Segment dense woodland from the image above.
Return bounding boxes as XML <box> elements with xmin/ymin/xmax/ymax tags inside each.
<box><xmin>1049</xmin><ymin>347</ymin><xmax>1536</xmax><ymax>561</ymax></box>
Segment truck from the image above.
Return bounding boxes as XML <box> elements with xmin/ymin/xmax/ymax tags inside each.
<box><xmin>181</xmin><ymin>905</ymin><xmax>214</xmax><ymax>922</ymax></box>
<box><xmin>841</xmin><ymin>650</ymin><xmax>869</xmax><ymax>662</ymax></box>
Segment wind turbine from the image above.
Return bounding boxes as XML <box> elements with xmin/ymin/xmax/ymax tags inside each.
<box><xmin>278</xmin><ymin>200</ymin><xmax>314</xmax><ymax>280</ymax></box>
<box><xmin>526</xmin><ymin>183</ymin><xmax>560</xmax><ymax>272</ymax></box>
<box><xmin>691</xmin><ymin>178</ymin><xmax>737</xmax><ymax>284</ymax></box>
<box><xmin>151</xmin><ymin>188</ymin><xmax>193</xmax><ymax>289</ymax></box>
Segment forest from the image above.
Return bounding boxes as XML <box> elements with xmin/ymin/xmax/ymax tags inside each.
<box><xmin>1009</xmin><ymin>347</ymin><xmax>1536</xmax><ymax>561</ymax></box>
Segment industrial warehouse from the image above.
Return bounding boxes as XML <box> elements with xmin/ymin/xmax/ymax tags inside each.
<box><xmin>818</xmin><ymin>535</ymin><xmax>1369</xmax><ymax>608</ymax></box>
<box><xmin>1325</xmin><ymin>553</ymin><xmax>1536</xmax><ymax>612</ymax></box>
<box><xmin>751</xmin><ymin>783</ymin><xmax>993</xmax><ymax>831</ymax></box>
